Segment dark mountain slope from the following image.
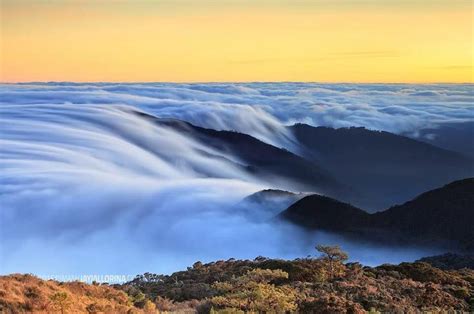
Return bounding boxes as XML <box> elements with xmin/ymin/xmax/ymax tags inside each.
<box><xmin>233</xmin><ymin>189</ymin><xmax>306</xmax><ymax>221</ymax></box>
<box><xmin>169</xmin><ymin>121</ymin><xmax>347</xmax><ymax>196</ymax></box>
<box><xmin>373</xmin><ymin>178</ymin><xmax>474</xmax><ymax>249</ymax></box>
<box><xmin>135</xmin><ymin>111</ymin><xmax>348</xmax><ymax>197</ymax></box>
<box><xmin>417</xmin><ymin>253</ymin><xmax>474</xmax><ymax>270</ymax></box>
<box><xmin>279</xmin><ymin>194</ymin><xmax>370</xmax><ymax>232</ymax></box>
<box><xmin>132</xmin><ymin>110</ymin><xmax>472</xmax><ymax>211</ymax></box>
<box><xmin>279</xmin><ymin>178</ymin><xmax>474</xmax><ymax>251</ymax></box>
<box><xmin>290</xmin><ymin>124</ymin><xmax>474</xmax><ymax>211</ymax></box>
<box><xmin>406</xmin><ymin>121</ymin><xmax>474</xmax><ymax>158</ymax></box>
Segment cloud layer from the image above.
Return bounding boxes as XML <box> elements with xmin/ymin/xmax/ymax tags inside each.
<box><xmin>2</xmin><ymin>83</ymin><xmax>473</xmax><ymax>146</ymax></box>
<box><xmin>1</xmin><ymin>83</ymin><xmax>469</xmax><ymax>277</ymax></box>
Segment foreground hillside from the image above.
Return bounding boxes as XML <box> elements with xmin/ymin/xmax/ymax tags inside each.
<box><xmin>0</xmin><ymin>274</ymin><xmax>150</xmax><ymax>313</ymax></box>
<box><xmin>120</xmin><ymin>259</ymin><xmax>473</xmax><ymax>312</ymax></box>
<box><xmin>1</xmin><ymin>248</ymin><xmax>473</xmax><ymax>313</ymax></box>
<box><xmin>118</xmin><ymin>247</ymin><xmax>472</xmax><ymax>313</ymax></box>
<box><xmin>418</xmin><ymin>253</ymin><xmax>474</xmax><ymax>270</ymax></box>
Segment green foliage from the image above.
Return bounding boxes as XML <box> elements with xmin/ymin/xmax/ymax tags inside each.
<box><xmin>299</xmin><ymin>294</ymin><xmax>366</xmax><ymax>313</ymax></box>
<box><xmin>316</xmin><ymin>245</ymin><xmax>349</xmax><ymax>280</ymax></box>
<box><xmin>143</xmin><ymin>299</ymin><xmax>156</xmax><ymax>312</ymax></box>
<box><xmin>116</xmin><ymin>244</ymin><xmax>473</xmax><ymax>313</ymax></box>
<box><xmin>210</xmin><ymin>269</ymin><xmax>297</xmax><ymax>313</ymax></box>
<box><xmin>469</xmin><ymin>297</ymin><xmax>474</xmax><ymax>312</ymax></box>
<box><xmin>451</xmin><ymin>286</ymin><xmax>470</xmax><ymax>299</ymax></box>
<box><xmin>316</xmin><ymin>245</ymin><xmax>349</xmax><ymax>262</ymax></box>
<box><xmin>253</xmin><ymin>258</ymin><xmax>328</xmax><ymax>282</ymax></box>
<box><xmin>210</xmin><ymin>308</ymin><xmax>244</xmax><ymax>314</ymax></box>
<box><xmin>241</xmin><ymin>268</ymin><xmax>288</xmax><ymax>283</ymax></box>
<box><xmin>377</xmin><ymin>262</ymin><xmax>467</xmax><ymax>285</ymax></box>
<box><xmin>126</xmin><ymin>286</ymin><xmax>148</xmax><ymax>308</ymax></box>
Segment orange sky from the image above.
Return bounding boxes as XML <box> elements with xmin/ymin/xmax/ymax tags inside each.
<box><xmin>1</xmin><ymin>0</ymin><xmax>472</xmax><ymax>83</ymax></box>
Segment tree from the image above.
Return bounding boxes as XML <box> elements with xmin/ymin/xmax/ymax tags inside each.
<box><xmin>49</xmin><ymin>292</ymin><xmax>70</xmax><ymax>314</ymax></box>
<box><xmin>210</xmin><ymin>269</ymin><xmax>297</xmax><ymax>312</ymax></box>
<box><xmin>126</xmin><ymin>287</ymin><xmax>147</xmax><ymax>308</ymax></box>
<box><xmin>143</xmin><ymin>299</ymin><xmax>157</xmax><ymax>313</ymax></box>
<box><xmin>316</xmin><ymin>245</ymin><xmax>349</xmax><ymax>279</ymax></box>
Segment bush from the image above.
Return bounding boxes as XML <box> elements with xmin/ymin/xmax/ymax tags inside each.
<box><xmin>49</xmin><ymin>292</ymin><xmax>70</xmax><ymax>314</ymax></box>
<box><xmin>210</xmin><ymin>269</ymin><xmax>297</xmax><ymax>312</ymax></box>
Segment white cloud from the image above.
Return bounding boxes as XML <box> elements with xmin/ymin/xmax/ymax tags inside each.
<box><xmin>0</xmin><ymin>83</ymin><xmax>470</xmax><ymax>275</ymax></box>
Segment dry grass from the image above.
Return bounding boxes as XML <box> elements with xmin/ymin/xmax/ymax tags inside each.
<box><xmin>0</xmin><ymin>274</ymin><xmax>144</xmax><ymax>313</ymax></box>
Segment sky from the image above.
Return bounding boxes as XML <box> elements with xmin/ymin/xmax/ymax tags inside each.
<box><xmin>0</xmin><ymin>0</ymin><xmax>473</xmax><ymax>83</ymax></box>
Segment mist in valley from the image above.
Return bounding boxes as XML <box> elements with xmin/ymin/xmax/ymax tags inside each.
<box><xmin>0</xmin><ymin>83</ymin><xmax>471</xmax><ymax>277</ymax></box>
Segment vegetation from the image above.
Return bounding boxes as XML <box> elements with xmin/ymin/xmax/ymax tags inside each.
<box><xmin>417</xmin><ymin>253</ymin><xmax>474</xmax><ymax>270</ymax></box>
<box><xmin>210</xmin><ymin>269</ymin><xmax>297</xmax><ymax>313</ymax></box>
<box><xmin>120</xmin><ymin>246</ymin><xmax>473</xmax><ymax>313</ymax></box>
<box><xmin>49</xmin><ymin>292</ymin><xmax>70</xmax><ymax>314</ymax></box>
<box><xmin>1</xmin><ymin>246</ymin><xmax>472</xmax><ymax>313</ymax></box>
<box><xmin>316</xmin><ymin>245</ymin><xmax>348</xmax><ymax>279</ymax></box>
<box><xmin>0</xmin><ymin>273</ymin><xmax>138</xmax><ymax>313</ymax></box>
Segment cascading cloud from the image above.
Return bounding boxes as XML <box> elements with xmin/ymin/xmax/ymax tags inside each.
<box><xmin>1</xmin><ymin>83</ymin><xmax>471</xmax><ymax>276</ymax></box>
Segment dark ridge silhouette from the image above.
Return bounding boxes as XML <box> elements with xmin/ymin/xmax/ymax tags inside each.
<box><xmin>278</xmin><ymin>194</ymin><xmax>370</xmax><ymax>232</ymax></box>
<box><xmin>417</xmin><ymin>253</ymin><xmax>474</xmax><ymax>270</ymax></box>
<box><xmin>407</xmin><ymin>121</ymin><xmax>474</xmax><ymax>158</ymax></box>
<box><xmin>279</xmin><ymin>178</ymin><xmax>474</xmax><ymax>251</ymax></box>
<box><xmin>132</xmin><ymin>110</ymin><xmax>472</xmax><ymax>211</ymax></box>
<box><xmin>177</xmin><ymin>126</ymin><xmax>341</xmax><ymax>194</ymax></box>
<box><xmin>290</xmin><ymin>123</ymin><xmax>474</xmax><ymax>211</ymax></box>
<box><xmin>239</xmin><ymin>189</ymin><xmax>303</xmax><ymax>206</ymax></box>
<box><xmin>372</xmin><ymin>178</ymin><xmax>474</xmax><ymax>249</ymax></box>
<box><xmin>233</xmin><ymin>189</ymin><xmax>307</xmax><ymax>221</ymax></box>
<box><xmin>134</xmin><ymin>111</ymin><xmax>349</xmax><ymax>197</ymax></box>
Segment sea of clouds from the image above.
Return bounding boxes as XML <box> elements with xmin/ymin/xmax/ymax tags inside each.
<box><xmin>1</xmin><ymin>83</ymin><xmax>471</xmax><ymax>277</ymax></box>
<box><xmin>3</xmin><ymin>82</ymin><xmax>473</xmax><ymax>148</ymax></box>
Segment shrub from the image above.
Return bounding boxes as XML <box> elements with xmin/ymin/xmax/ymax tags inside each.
<box><xmin>49</xmin><ymin>292</ymin><xmax>70</xmax><ymax>314</ymax></box>
<box><xmin>210</xmin><ymin>269</ymin><xmax>297</xmax><ymax>312</ymax></box>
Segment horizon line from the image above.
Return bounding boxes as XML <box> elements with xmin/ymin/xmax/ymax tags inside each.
<box><xmin>1</xmin><ymin>80</ymin><xmax>473</xmax><ymax>85</ymax></box>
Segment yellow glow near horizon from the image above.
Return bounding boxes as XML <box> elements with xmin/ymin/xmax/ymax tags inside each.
<box><xmin>1</xmin><ymin>0</ymin><xmax>472</xmax><ymax>83</ymax></box>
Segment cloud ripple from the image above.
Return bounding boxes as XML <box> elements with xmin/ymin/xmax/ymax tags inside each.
<box><xmin>0</xmin><ymin>83</ymin><xmax>467</xmax><ymax>276</ymax></box>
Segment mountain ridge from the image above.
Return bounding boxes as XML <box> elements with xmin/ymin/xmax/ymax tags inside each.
<box><xmin>289</xmin><ymin>123</ymin><xmax>474</xmax><ymax>210</ymax></box>
<box><xmin>134</xmin><ymin>110</ymin><xmax>350</xmax><ymax>198</ymax></box>
<box><xmin>279</xmin><ymin>178</ymin><xmax>474</xmax><ymax>251</ymax></box>
<box><xmin>135</xmin><ymin>109</ymin><xmax>473</xmax><ymax>212</ymax></box>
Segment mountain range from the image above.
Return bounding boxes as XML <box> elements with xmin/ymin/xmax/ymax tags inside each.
<box><xmin>290</xmin><ymin>124</ymin><xmax>473</xmax><ymax>210</ymax></box>
<box><xmin>137</xmin><ymin>110</ymin><xmax>473</xmax><ymax>211</ymax></box>
<box><xmin>279</xmin><ymin>178</ymin><xmax>474</xmax><ymax>251</ymax></box>
<box><xmin>134</xmin><ymin>110</ymin><xmax>473</xmax><ymax>251</ymax></box>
